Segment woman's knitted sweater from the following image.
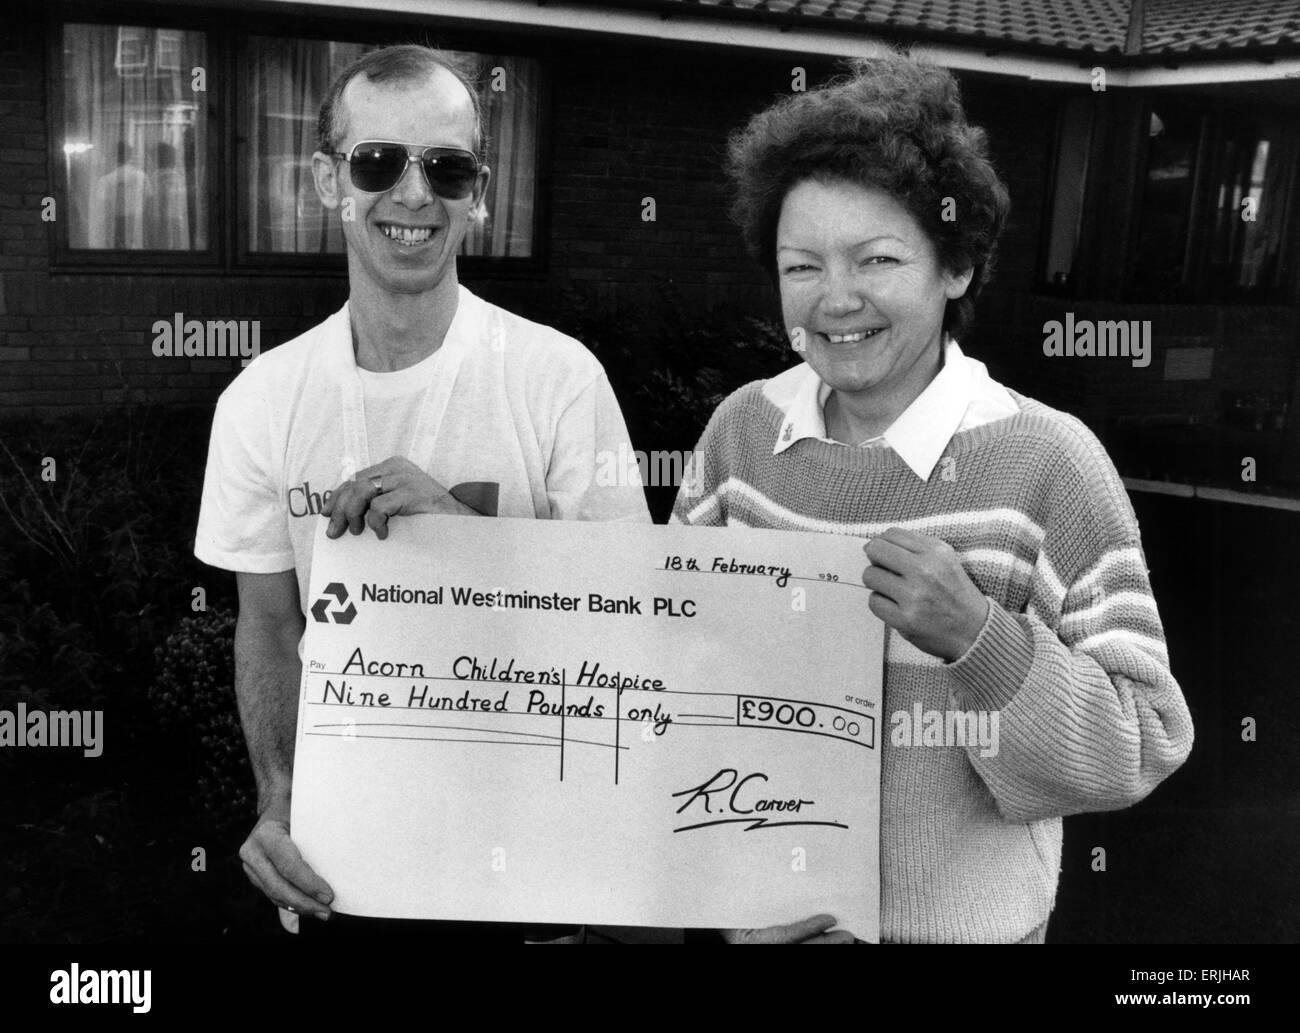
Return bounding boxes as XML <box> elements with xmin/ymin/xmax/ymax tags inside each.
<box><xmin>672</xmin><ymin>381</ymin><xmax>1194</xmax><ymax>943</ymax></box>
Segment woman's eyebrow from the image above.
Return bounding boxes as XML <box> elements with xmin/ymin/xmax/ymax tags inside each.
<box><xmin>850</xmin><ymin>235</ymin><xmax>905</xmax><ymax>248</ymax></box>
<box><xmin>777</xmin><ymin>235</ymin><xmax>905</xmax><ymax>254</ymax></box>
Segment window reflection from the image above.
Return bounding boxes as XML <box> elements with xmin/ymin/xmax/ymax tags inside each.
<box><xmin>63</xmin><ymin>23</ymin><xmax>209</xmax><ymax>251</ymax></box>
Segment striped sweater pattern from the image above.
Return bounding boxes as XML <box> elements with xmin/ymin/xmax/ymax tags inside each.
<box><xmin>672</xmin><ymin>381</ymin><xmax>1195</xmax><ymax>943</ymax></box>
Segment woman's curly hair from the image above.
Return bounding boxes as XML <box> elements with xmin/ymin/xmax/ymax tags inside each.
<box><xmin>726</xmin><ymin>53</ymin><xmax>1010</xmax><ymax>340</ymax></box>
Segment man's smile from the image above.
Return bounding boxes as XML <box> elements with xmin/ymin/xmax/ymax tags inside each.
<box><xmin>377</xmin><ymin>222</ymin><xmax>439</xmax><ymax>247</ymax></box>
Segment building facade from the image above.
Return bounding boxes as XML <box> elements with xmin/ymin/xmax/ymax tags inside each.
<box><xmin>2</xmin><ymin>0</ymin><xmax>1299</xmax><ymax>492</ymax></box>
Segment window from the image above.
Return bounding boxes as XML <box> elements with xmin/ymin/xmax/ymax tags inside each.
<box><xmin>244</xmin><ymin>38</ymin><xmax>366</xmax><ymax>255</ymax></box>
<box><xmin>1131</xmin><ymin>101</ymin><xmax>1202</xmax><ymax>298</ymax></box>
<box><xmin>1129</xmin><ymin>96</ymin><xmax>1300</xmax><ymax>302</ymax></box>
<box><xmin>62</xmin><ymin>23</ymin><xmax>211</xmax><ymax>251</ymax></box>
<box><xmin>56</xmin><ymin>21</ymin><xmax>544</xmax><ymax>267</ymax></box>
<box><xmin>467</xmin><ymin>54</ymin><xmax>540</xmax><ymax>257</ymax></box>
<box><xmin>1041</xmin><ymin>94</ymin><xmax>1095</xmax><ymax>288</ymax></box>
<box><xmin>1205</xmin><ymin>113</ymin><xmax>1299</xmax><ymax>297</ymax></box>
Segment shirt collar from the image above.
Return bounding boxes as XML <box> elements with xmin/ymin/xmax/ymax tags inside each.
<box><xmin>772</xmin><ymin>337</ymin><xmax>975</xmax><ymax>481</ymax></box>
<box><xmin>331</xmin><ymin>284</ymin><xmax>480</xmax><ymax>374</ymax></box>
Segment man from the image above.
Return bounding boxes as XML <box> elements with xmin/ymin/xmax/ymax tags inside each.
<box><xmin>195</xmin><ymin>45</ymin><xmax>649</xmax><ymax>941</ymax></box>
<box><xmin>89</xmin><ymin>142</ymin><xmax>151</xmax><ymax>249</ymax></box>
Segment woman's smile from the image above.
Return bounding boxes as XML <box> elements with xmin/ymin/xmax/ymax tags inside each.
<box><xmin>821</xmin><ymin>327</ymin><xmax>887</xmax><ymax>344</ymax></box>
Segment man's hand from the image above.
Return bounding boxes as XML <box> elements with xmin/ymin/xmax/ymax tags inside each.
<box><xmin>238</xmin><ymin>795</ymin><xmax>335</xmax><ymax>928</ymax></box>
<box><xmin>862</xmin><ymin>527</ymin><xmax>990</xmax><ymax>662</ymax></box>
<box><xmin>723</xmin><ymin>914</ymin><xmax>856</xmax><ymax>944</ymax></box>
<box><xmin>323</xmin><ymin>456</ymin><xmax>478</xmax><ymax>540</ymax></box>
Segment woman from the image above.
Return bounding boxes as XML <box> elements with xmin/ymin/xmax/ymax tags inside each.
<box><xmin>673</xmin><ymin>54</ymin><xmax>1194</xmax><ymax>944</ymax></box>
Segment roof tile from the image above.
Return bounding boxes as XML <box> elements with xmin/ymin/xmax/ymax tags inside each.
<box><xmin>663</xmin><ymin>0</ymin><xmax>1300</xmax><ymax>55</ymax></box>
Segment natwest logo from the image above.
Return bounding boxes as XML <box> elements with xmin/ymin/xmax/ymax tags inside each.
<box><xmin>311</xmin><ymin>582</ymin><xmax>357</xmax><ymax>624</ymax></box>
<box><xmin>288</xmin><ymin>480</ymin><xmax>334</xmax><ymax>518</ymax></box>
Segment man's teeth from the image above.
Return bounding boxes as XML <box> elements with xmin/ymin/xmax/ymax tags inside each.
<box><xmin>381</xmin><ymin>225</ymin><xmax>434</xmax><ymax>246</ymax></box>
<box><xmin>826</xmin><ymin>329</ymin><xmax>883</xmax><ymax>343</ymax></box>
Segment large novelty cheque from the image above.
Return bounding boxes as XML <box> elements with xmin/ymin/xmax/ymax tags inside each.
<box><xmin>291</xmin><ymin>515</ymin><xmax>885</xmax><ymax>940</ymax></box>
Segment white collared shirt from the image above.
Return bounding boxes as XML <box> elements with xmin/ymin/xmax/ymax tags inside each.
<box><xmin>764</xmin><ymin>338</ymin><xmax>1019</xmax><ymax>481</ymax></box>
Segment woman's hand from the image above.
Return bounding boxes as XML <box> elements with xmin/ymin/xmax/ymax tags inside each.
<box><xmin>862</xmin><ymin>527</ymin><xmax>989</xmax><ymax>662</ymax></box>
<box><xmin>722</xmin><ymin>914</ymin><xmax>856</xmax><ymax>944</ymax></box>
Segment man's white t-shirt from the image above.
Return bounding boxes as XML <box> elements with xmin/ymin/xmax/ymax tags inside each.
<box><xmin>195</xmin><ymin>285</ymin><xmax>650</xmax><ymax>616</ymax></box>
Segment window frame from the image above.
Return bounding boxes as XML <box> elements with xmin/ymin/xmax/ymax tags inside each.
<box><xmin>1124</xmin><ymin>91</ymin><xmax>1300</xmax><ymax>305</ymax></box>
<box><xmin>46</xmin><ymin>11</ymin><xmax>226</xmax><ymax>270</ymax></box>
<box><xmin>1034</xmin><ymin>88</ymin><xmax>1099</xmax><ymax>295</ymax></box>
<box><xmin>45</xmin><ymin>5</ymin><xmax>552</xmax><ymax>278</ymax></box>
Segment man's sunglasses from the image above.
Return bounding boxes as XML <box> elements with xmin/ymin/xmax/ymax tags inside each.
<box><xmin>330</xmin><ymin>141</ymin><xmax>482</xmax><ymax>199</ymax></box>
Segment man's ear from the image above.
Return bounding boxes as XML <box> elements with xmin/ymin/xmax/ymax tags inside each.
<box><xmin>944</xmin><ymin>264</ymin><xmax>975</xmax><ymax>301</ymax></box>
<box><xmin>470</xmin><ymin>164</ymin><xmax>492</xmax><ymax>218</ymax></box>
<box><xmin>312</xmin><ymin>151</ymin><xmax>342</xmax><ymax>211</ymax></box>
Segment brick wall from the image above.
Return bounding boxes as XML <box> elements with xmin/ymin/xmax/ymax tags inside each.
<box><xmin>0</xmin><ymin>11</ymin><xmax>1066</xmax><ymax>419</ymax></box>
<box><xmin>970</xmin><ymin>293</ymin><xmax>1299</xmax><ymax>423</ymax></box>
<box><xmin>475</xmin><ymin>40</ymin><xmax>807</xmax><ymax>321</ymax></box>
<box><xmin>5</xmin><ymin>5</ymin><xmax>1292</xmax><ymax>444</ymax></box>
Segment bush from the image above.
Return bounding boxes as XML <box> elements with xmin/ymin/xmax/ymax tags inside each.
<box><xmin>549</xmin><ymin>283</ymin><xmax>800</xmax><ymax>519</ymax></box>
<box><xmin>552</xmin><ymin>283</ymin><xmax>798</xmax><ymax>449</ymax></box>
<box><xmin>0</xmin><ymin>406</ymin><xmax>231</xmax><ymax>722</ymax></box>
<box><xmin>147</xmin><ymin>606</ymin><xmax>253</xmax><ymax>837</ymax></box>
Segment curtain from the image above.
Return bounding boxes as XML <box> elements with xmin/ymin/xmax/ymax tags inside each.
<box><xmin>463</xmin><ymin>54</ymin><xmax>540</xmax><ymax>258</ymax></box>
<box><xmin>1241</xmin><ymin>124</ymin><xmax>1298</xmax><ymax>289</ymax></box>
<box><xmin>1207</xmin><ymin>113</ymin><xmax>1299</xmax><ymax>292</ymax></box>
<box><xmin>247</xmin><ymin>38</ymin><xmax>367</xmax><ymax>253</ymax></box>
<box><xmin>63</xmin><ymin>23</ymin><xmax>209</xmax><ymax>251</ymax></box>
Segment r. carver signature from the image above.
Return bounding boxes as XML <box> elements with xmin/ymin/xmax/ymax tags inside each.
<box><xmin>671</xmin><ymin>768</ymin><xmax>848</xmax><ymax>832</ymax></box>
